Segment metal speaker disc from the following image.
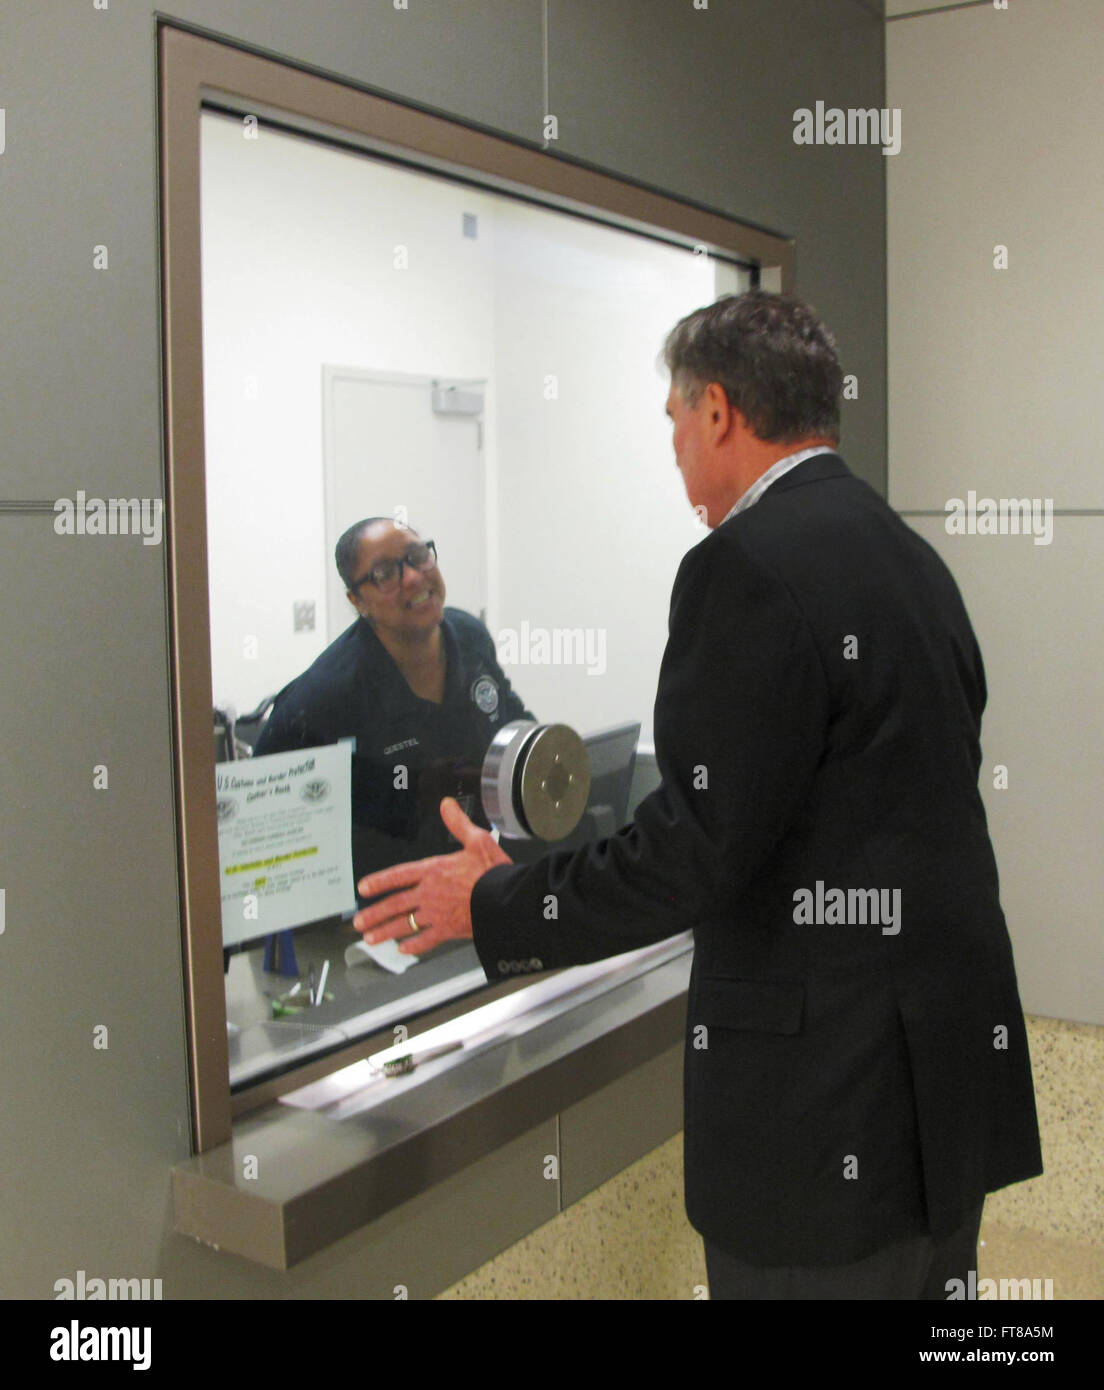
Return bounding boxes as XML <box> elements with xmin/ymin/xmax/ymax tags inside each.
<box><xmin>516</xmin><ymin>724</ymin><xmax>590</xmax><ymax>840</ymax></box>
<box><xmin>481</xmin><ymin>721</ymin><xmax>591</xmax><ymax>841</ymax></box>
<box><xmin>481</xmin><ymin>721</ymin><xmax>540</xmax><ymax>839</ymax></box>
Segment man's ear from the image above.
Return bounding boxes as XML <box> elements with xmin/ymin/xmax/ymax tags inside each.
<box><xmin>706</xmin><ymin>383</ymin><xmax>735</xmax><ymax>438</ymax></box>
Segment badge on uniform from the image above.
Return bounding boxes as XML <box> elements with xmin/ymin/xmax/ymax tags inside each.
<box><xmin>471</xmin><ymin>675</ymin><xmax>499</xmax><ymax>715</ymax></box>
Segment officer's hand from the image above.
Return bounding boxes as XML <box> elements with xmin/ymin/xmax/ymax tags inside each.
<box><xmin>353</xmin><ymin>797</ymin><xmax>513</xmax><ymax>956</ymax></box>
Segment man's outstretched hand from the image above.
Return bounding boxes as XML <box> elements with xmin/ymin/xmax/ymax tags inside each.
<box><xmin>353</xmin><ymin>796</ymin><xmax>513</xmax><ymax>955</ymax></box>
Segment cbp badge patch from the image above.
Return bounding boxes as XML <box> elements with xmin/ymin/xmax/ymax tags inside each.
<box><xmin>471</xmin><ymin>674</ymin><xmax>499</xmax><ymax>715</ymax></box>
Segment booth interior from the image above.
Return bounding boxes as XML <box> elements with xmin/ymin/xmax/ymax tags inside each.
<box><xmin>200</xmin><ymin>108</ymin><xmax>752</xmax><ymax>1098</ymax></box>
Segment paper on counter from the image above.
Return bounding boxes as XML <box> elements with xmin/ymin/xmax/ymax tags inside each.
<box><xmin>345</xmin><ymin>937</ymin><xmax>421</xmax><ymax>975</ymax></box>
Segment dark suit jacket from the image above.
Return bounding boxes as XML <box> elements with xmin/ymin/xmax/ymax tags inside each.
<box><xmin>470</xmin><ymin>452</ymin><xmax>1043</xmax><ymax>1267</ymax></box>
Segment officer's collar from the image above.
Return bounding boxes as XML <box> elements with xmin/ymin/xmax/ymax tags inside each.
<box><xmin>356</xmin><ymin>610</ymin><xmax>464</xmax><ymax>705</ymax></box>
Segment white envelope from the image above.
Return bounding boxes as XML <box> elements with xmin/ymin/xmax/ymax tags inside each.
<box><xmin>344</xmin><ymin>937</ymin><xmax>420</xmax><ymax>975</ymax></box>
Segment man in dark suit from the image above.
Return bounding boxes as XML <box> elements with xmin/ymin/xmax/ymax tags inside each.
<box><xmin>353</xmin><ymin>291</ymin><xmax>1043</xmax><ymax>1299</ymax></box>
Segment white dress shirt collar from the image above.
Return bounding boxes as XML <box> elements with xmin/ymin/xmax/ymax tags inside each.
<box><xmin>719</xmin><ymin>445</ymin><xmax>838</xmax><ymax>526</ymax></box>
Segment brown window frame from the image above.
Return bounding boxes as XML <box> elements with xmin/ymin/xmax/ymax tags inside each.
<box><xmin>158</xmin><ymin>22</ymin><xmax>794</xmax><ymax>1152</ymax></box>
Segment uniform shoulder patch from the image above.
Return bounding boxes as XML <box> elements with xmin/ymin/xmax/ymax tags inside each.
<box><xmin>471</xmin><ymin>674</ymin><xmax>499</xmax><ymax>715</ymax></box>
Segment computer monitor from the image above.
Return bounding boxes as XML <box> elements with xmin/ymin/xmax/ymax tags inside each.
<box><xmin>503</xmin><ymin>721</ymin><xmax>641</xmax><ymax>864</ymax></box>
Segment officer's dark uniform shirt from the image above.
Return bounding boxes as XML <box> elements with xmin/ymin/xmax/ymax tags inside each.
<box><xmin>253</xmin><ymin>607</ymin><xmax>534</xmax><ymax>882</ymax></box>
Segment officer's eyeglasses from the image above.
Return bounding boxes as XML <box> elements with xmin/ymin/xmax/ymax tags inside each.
<box><xmin>351</xmin><ymin>540</ymin><xmax>437</xmax><ymax>595</ymax></box>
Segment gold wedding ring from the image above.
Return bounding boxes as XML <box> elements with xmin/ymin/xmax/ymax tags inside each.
<box><xmin>407</xmin><ymin>911</ymin><xmax>420</xmax><ymax>934</ymax></box>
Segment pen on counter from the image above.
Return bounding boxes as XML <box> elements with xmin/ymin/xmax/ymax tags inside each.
<box><xmin>308</xmin><ymin>963</ymin><xmax>315</xmax><ymax>1006</ymax></box>
<box><xmin>315</xmin><ymin>959</ymin><xmax>330</xmax><ymax>1007</ymax></box>
<box><xmin>382</xmin><ymin>1040</ymin><xmax>463</xmax><ymax>1077</ymax></box>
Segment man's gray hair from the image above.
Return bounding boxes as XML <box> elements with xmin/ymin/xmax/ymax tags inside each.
<box><xmin>661</xmin><ymin>290</ymin><xmax>843</xmax><ymax>444</ymax></box>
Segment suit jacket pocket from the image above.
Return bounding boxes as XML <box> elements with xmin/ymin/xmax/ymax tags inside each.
<box><xmin>694</xmin><ymin>977</ymin><xmax>805</xmax><ymax>1034</ymax></box>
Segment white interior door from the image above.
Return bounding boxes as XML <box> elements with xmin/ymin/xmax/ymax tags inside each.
<box><xmin>322</xmin><ymin>367</ymin><xmax>488</xmax><ymax>642</ymax></box>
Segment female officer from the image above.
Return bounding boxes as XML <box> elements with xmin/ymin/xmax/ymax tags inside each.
<box><xmin>254</xmin><ymin>518</ymin><xmax>534</xmax><ymax>878</ymax></box>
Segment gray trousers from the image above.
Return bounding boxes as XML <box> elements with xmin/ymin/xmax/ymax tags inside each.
<box><xmin>704</xmin><ymin>1201</ymin><xmax>985</xmax><ymax>1300</ymax></box>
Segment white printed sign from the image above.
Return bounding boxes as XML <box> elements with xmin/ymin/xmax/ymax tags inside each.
<box><xmin>216</xmin><ymin>744</ymin><xmax>355</xmax><ymax>945</ymax></box>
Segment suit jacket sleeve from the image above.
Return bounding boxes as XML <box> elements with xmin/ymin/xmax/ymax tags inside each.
<box><xmin>470</xmin><ymin>532</ymin><xmax>832</xmax><ymax>977</ymax></box>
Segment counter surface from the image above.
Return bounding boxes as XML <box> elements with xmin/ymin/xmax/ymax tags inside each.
<box><xmin>173</xmin><ymin>938</ymin><xmax>693</xmax><ymax>1269</ymax></box>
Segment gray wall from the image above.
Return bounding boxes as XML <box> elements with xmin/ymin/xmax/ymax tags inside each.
<box><xmin>886</xmin><ymin>0</ymin><xmax>1104</xmax><ymax>1025</ymax></box>
<box><xmin>0</xmin><ymin>0</ymin><xmax>885</xmax><ymax>1297</ymax></box>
